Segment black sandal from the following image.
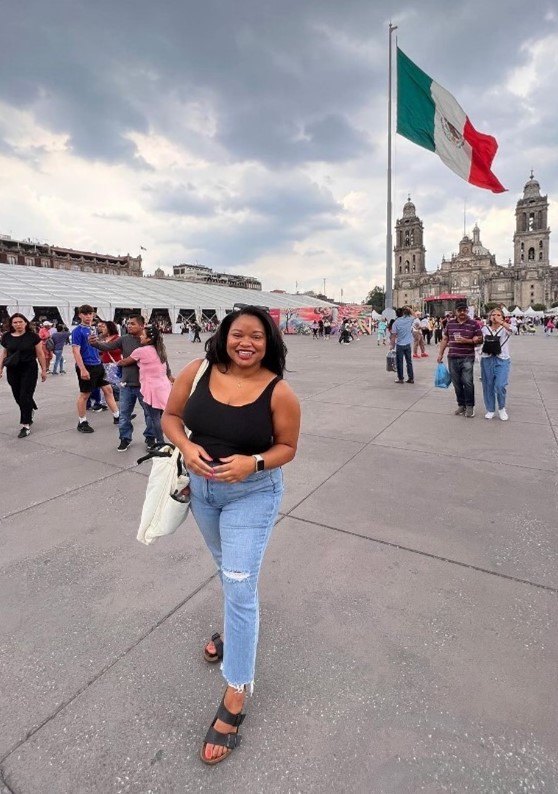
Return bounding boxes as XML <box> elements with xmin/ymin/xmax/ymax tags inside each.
<box><xmin>203</xmin><ymin>632</ymin><xmax>224</xmax><ymax>664</ymax></box>
<box><xmin>200</xmin><ymin>695</ymin><xmax>245</xmax><ymax>765</ymax></box>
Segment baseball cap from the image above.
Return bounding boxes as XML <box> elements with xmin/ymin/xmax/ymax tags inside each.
<box><xmin>455</xmin><ymin>301</ymin><xmax>468</xmax><ymax>310</ymax></box>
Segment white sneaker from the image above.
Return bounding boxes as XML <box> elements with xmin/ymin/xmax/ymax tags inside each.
<box><xmin>485</xmin><ymin>411</ymin><xmax>495</xmax><ymax>419</ymax></box>
<box><xmin>498</xmin><ymin>408</ymin><xmax>509</xmax><ymax>421</ymax></box>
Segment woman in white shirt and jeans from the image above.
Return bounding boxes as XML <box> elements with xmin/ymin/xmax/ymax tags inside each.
<box><xmin>480</xmin><ymin>308</ymin><xmax>512</xmax><ymax>421</ymax></box>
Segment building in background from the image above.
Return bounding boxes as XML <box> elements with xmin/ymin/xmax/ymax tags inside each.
<box><xmin>173</xmin><ymin>263</ymin><xmax>261</xmax><ymax>290</ymax></box>
<box><xmin>0</xmin><ymin>235</ymin><xmax>143</xmax><ymax>277</ymax></box>
<box><xmin>392</xmin><ymin>174</ymin><xmax>556</xmax><ymax>313</ymax></box>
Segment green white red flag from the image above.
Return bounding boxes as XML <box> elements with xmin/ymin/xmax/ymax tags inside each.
<box><xmin>396</xmin><ymin>48</ymin><xmax>506</xmax><ymax>193</ymax></box>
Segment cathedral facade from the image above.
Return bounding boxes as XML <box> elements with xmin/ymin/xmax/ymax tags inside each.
<box><xmin>392</xmin><ymin>174</ymin><xmax>557</xmax><ymax>314</ymax></box>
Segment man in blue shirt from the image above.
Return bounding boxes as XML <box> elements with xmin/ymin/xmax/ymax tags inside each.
<box><xmin>392</xmin><ymin>306</ymin><xmax>415</xmax><ymax>384</ymax></box>
<box><xmin>71</xmin><ymin>304</ymin><xmax>119</xmax><ymax>433</ymax></box>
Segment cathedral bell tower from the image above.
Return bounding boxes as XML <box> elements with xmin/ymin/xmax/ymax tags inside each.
<box><xmin>513</xmin><ymin>172</ymin><xmax>550</xmax><ymax>267</ymax></box>
<box><xmin>393</xmin><ymin>197</ymin><xmax>426</xmax><ymax>307</ymax></box>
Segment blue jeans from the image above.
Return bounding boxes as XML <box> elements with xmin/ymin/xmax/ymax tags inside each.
<box><xmin>143</xmin><ymin>404</ymin><xmax>164</xmax><ymax>444</ymax></box>
<box><xmin>189</xmin><ymin>467</ymin><xmax>284</xmax><ymax>691</ymax></box>
<box><xmin>87</xmin><ymin>387</ymin><xmax>102</xmax><ymax>409</ymax></box>
<box><xmin>52</xmin><ymin>349</ymin><xmax>65</xmax><ymax>373</ymax></box>
<box><xmin>480</xmin><ymin>357</ymin><xmax>510</xmax><ymax>412</ymax></box>
<box><xmin>118</xmin><ymin>384</ymin><xmax>155</xmax><ymax>442</ymax></box>
<box><xmin>396</xmin><ymin>344</ymin><xmax>413</xmax><ymax>381</ymax></box>
<box><xmin>448</xmin><ymin>356</ymin><xmax>475</xmax><ymax>407</ymax></box>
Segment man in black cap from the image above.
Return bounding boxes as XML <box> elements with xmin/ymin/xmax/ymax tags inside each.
<box><xmin>437</xmin><ymin>302</ymin><xmax>482</xmax><ymax>417</ymax></box>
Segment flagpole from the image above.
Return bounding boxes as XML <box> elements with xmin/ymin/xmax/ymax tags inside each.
<box><xmin>385</xmin><ymin>22</ymin><xmax>397</xmax><ymax>312</ymax></box>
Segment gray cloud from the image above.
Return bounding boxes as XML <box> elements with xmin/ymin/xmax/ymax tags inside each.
<box><xmin>144</xmin><ymin>183</ymin><xmax>218</xmax><ymax>217</ymax></box>
<box><xmin>1</xmin><ymin>0</ymin><xmax>557</xmax><ymax>295</ymax></box>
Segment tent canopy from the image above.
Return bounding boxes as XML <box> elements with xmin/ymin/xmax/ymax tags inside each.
<box><xmin>0</xmin><ymin>264</ymin><xmax>336</xmax><ymax>321</ymax></box>
<box><xmin>511</xmin><ymin>306</ymin><xmax>524</xmax><ymax>316</ymax></box>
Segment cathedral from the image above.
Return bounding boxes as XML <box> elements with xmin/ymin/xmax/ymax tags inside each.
<box><xmin>392</xmin><ymin>174</ymin><xmax>557</xmax><ymax>314</ymax></box>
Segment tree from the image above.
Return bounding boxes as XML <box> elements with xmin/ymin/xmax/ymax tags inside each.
<box><xmin>363</xmin><ymin>286</ymin><xmax>385</xmax><ymax>312</ymax></box>
<box><xmin>483</xmin><ymin>302</ymin><xmax>501</xmax><ymax>313</ymax></box>
<box><xmin>532</xmin><ymin>303</ymin><xmax>546</xmax><ymax>311</ymax></box>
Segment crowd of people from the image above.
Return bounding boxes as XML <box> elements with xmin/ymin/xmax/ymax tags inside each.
<box><xmin>388</xmin><ymin>303</ymin><xmax>513</xmax><ymax>420</ymax></box>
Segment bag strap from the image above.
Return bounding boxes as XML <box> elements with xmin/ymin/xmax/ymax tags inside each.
<box><xmin>183</xmin><ymin>359</ymin><xmax>209</xmax><ymax>439</ymax></box>
<box><xmin>190</xmin><ymin>358</ymin><xmax>209</xmax><ymax>395</ymax></box>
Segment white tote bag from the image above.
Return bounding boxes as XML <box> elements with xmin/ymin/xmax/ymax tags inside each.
<box><xmin>137</xmin><ymin>359</ymin><xmax>209</xmax><ymax>545</ymax></box>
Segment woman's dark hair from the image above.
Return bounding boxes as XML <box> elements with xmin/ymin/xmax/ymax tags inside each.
<box><xmin>205</xmin><ymin>306</ymin><xmax>287</xmax><ymax>376</ymax></box>
<box><xmin>145</xmin><ymin>325</ymin><xmax>168</xmax><ymax>365</ymax></box>
<box><xmin>9</xmin><ymin>313</ymin><xmax>32</xmax><ymax>333</ymax></box>
<box><xmin>101</xmin><ymin>320</ymin><xmax>119</xmax><ymax>337</ymax></box>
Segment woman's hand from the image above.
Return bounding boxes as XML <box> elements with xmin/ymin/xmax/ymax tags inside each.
<box><xmin>41</xmin><ymin>370</ymin><xmax>47</xmax><ymax>382</ymax></box>
<box><xmin>182</xmin><ymin>440</ymin><xmax>215</xmax><ymax>478</ymax></box>
<box><xmin>213</xmin><ymin>455</ymin><xmax>256</xmax><ymax>483</ymax></box>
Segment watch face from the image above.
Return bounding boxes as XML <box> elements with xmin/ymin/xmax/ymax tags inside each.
<box><xmin>256</xmin><ymin>457</ymin><xmax>265</xmax><ymax>472</ymax></box>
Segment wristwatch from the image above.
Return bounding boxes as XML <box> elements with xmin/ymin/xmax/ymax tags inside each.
<box><xmin>253</xmin><ymin>454</ymin><xmax>265</xmax><ymax>472</ymax></box>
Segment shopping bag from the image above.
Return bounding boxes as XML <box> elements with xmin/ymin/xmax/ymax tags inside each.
<box><xmin>386</xmin><ymin>350</ymin><xmax>396</xmax><ymax>372</ymax></box>
<box><xmin>136</xmin><ymin>444</ymin><xmax>191</xmax><ymax>545</ymax></box>
<box><xmin>434</xmin><ymin>362</ymin><xmax>452</xmax><ymax>389</ymax></box>
<box><xmin>136</xmin><ymin>358</ymin><xmax>209</xmax><ymax>545</ymax></box>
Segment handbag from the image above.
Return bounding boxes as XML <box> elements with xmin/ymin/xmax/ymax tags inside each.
<box><xmin>136</xmin><ymin>358</ymin><xmax>209</xmax><ymax>545</ymax></box>
<box><xmin>482</xmin><ymin>329</ymin><xmax>502</xmax><ymax>356</ymax></box>
<box><xmin>386</xmin><ymin>350</ymin><xmax>396</xmax><ymax>372</ymax></box>
<box><xmin>4</xmin><ymin>350</ymin><xmax>21</xmax><ymax>368</ymax></box>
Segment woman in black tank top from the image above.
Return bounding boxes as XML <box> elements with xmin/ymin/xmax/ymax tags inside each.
<box><xmin>162</xmin><ymin>307</ymin><xmax>301</xmax><ymax>765</ymax></box>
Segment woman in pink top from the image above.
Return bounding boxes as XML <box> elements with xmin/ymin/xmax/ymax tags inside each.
<box><xmin>119</xmin><ymin>326</ymin><xmax>173</xmax><ymax>445</ymax></box>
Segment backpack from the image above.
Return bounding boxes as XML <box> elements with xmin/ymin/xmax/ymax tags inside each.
<box><xmin>482</xmin><ymin>328</ymin><xmax>503</xmax><ymax>356</ymax></box>
<box><xmin>45</xmin><ymin>336</ymin><xmax>55</xmax><ymax>352</ymax></box>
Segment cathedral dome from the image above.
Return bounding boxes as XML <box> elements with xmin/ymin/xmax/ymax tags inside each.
<box><xmin>523</xmin><ymin>172</ymin><xmax>541</xmax><ymax>198</ymax></box>
<box><xmin>403</xmin><ymin>196</ymin><xmax>416</xmax><ymax>218</ymax></box>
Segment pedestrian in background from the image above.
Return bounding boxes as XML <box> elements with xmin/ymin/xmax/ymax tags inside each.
<box><xmin>480</xmin><ymin>308</ymin><xmax>512</xmax><ymax>421</ymax></box>
<box><xmin>393</xmin><ymin>307</ymin><xmax>415</xmax><ymax>383</ymax></box>
<box><xmin>0</xmin><ymin>313</ymin><xmax>47</xmax><ymax>437</ymax></box>
<box><xmin>51</xmin><ymin>323</ymin><xmax>70</xmax><ymax>374</ymax></box>
<box><xmin>437</xmin><ymin>301</ymin><xmax>483</xmax><ymax>417</ymax></box>
<box><xmin>91</xmin><ymin>313</ymin><xmax>157</xmax><ymax>451</ymax></box>
<box><xmin>119</xmin><ymin>325</ymin><xmax>173</xmax><ymax>445</ymax></box>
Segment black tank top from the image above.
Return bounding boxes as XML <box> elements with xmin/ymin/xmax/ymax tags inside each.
<box><xmin>183</xmin><ymin>364</ymin><xmax>281</xmax><ymax>461</ymax></box>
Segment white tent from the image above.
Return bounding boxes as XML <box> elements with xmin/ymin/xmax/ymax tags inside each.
<box><xmin>546</xmin><ymin>306</ymin><xmax>558</xmax><ymax>316</ymax></box>
<box><xmin>501</xmin><ymin>306</ymin><xmax>510</xmax><ymax>316</ymax></box>
<box><xmin>0</xmin><ymin>263</ymin><xmax>336</xmax><ymax>325</ymax></box>
<box><xmin>511</xmin><ymin>306</ymin><xmax>524</xmax><ymax>316</ymax></box>
<box><xmin>524</xmin><ymin>306</ymin><xmax>544</xmax><ymax>318</ymax></box>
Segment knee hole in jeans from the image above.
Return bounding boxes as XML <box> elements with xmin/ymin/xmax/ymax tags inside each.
<box><xmin>222</xmin><ymin>570</ymin><xmax>250</xmax><ymax>582</ymax></box>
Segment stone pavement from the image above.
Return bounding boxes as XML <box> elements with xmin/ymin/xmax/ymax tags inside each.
<box><xmin>0</xmin><ymin>333</ymin><xmax>557</xmax><ymax>793</ymax></box>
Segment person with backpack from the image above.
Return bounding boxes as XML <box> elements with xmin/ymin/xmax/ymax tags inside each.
<box><xmin>480</xmin><ymin>308</ymin><xmax>513</xmax><ymax>421</ymax></box>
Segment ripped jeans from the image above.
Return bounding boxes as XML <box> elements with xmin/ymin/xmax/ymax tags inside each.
<box><xmin>189</xmin><ymin>467</ymin><xmax>284</xmax><ymax>692</ymax></box>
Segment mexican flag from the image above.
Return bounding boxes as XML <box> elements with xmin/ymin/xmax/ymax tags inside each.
<box><xmin>397</xmin><ymin>48</ymin><xmax>506</xmax><ymax>193</ymax></box>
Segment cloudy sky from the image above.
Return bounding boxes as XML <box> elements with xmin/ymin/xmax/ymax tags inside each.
<box><xmin>1</xmin><ymin>0</ymin><xmax>557</xmax><ymax>302</ymax></box>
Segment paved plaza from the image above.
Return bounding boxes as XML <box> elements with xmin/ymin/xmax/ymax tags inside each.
<box><xmin>0</xmin><ymin>333</ymin><xmax>557</xmax><ymax>793</ymax></box>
